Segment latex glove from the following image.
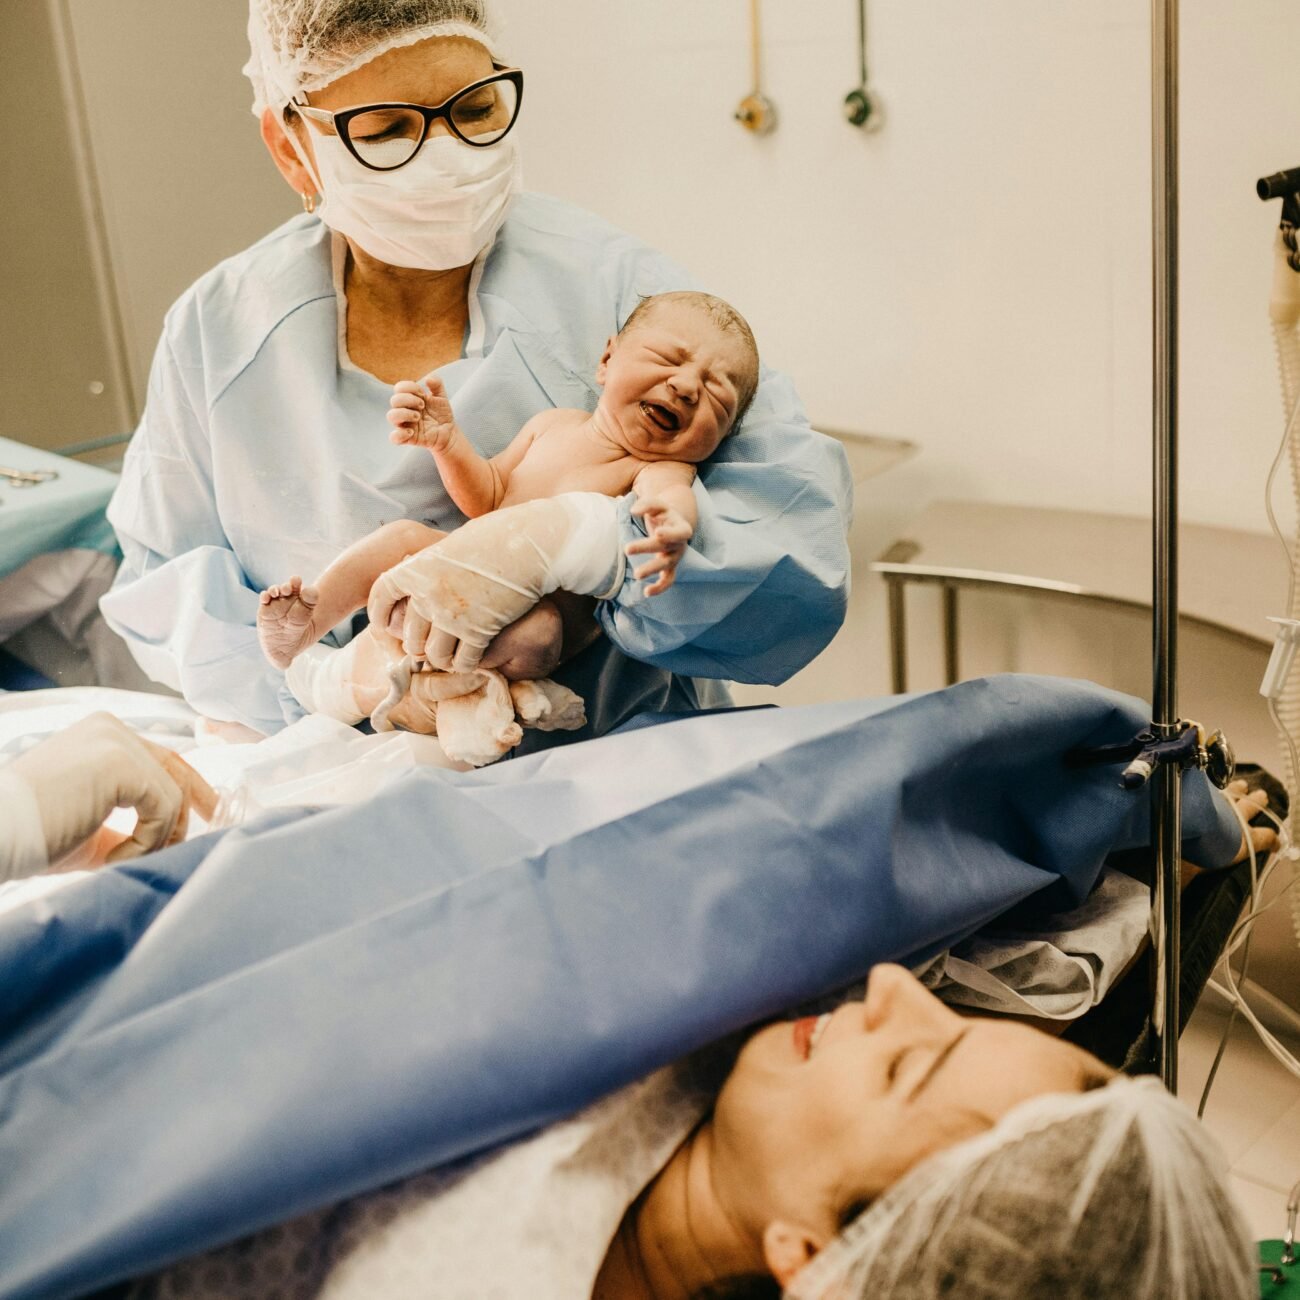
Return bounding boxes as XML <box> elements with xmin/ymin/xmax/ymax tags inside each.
<box><xmin>6</xmin><ymin>712</ymin><xmax>218</xmax><ymax>867</ymax></box>
<box><xmin>433</xmin><ymin>670</ymin><xmax>523</xmax><ymax>767</ymax></box>
<box><xmin>367</xmin><ymin>492</ymin><xmax>624</xmax><ymax>672</ymax></box>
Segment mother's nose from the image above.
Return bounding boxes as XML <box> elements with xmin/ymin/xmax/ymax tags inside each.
<box><xmin>865</xmin><ymin>962</ymin><xmax>953</xmax><ymax>1031</ymax></box>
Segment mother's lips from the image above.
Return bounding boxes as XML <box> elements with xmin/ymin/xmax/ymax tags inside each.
<box><xmin>792</xmin><ymin>1013</ymin><xmax>833</xmax><ymax>1060</ymax></box>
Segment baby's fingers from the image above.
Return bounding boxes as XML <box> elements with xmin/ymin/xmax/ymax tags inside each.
<box><xmin>632</xmin><ymin>554</ymin><xmax>675</xmax><ymax>581</ymax></box>
<box><xmin>625</xmin><ymin>536</ymin><xmax>668</xmax><ymax>558</ymax></box>
<box><xmin>650</xmin><ymin>522</ymin><xmax>692</xmax><ymax>546</ymax></box>
<box><xmin>643</xmin><ymin>569</ymin><xmax>677</xmax><ymax>597</ymax></box>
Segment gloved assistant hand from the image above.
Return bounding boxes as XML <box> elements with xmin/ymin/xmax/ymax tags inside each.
<box><xmin>367</xmin><ymin>492</ymin><xmax>625</xmax><ymax>672</ymax></box>
<box><xmin>6</xmin><ymin>712</ymin><xmax>217</xmax><ymax>868</ymax></box>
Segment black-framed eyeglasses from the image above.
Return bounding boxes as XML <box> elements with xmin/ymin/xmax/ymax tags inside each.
<box><xmin>293</xmin><ymin>66</ymin><xmax>523</xmax><ymax>172</ymax></box>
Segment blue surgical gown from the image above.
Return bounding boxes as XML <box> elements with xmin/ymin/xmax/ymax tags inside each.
<box><xmin>102</xmin><ymin>193</ymin><xmax>853</xmax><ymax>738</ymax></box>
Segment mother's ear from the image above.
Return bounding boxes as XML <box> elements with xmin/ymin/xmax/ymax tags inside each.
<box><xmin>260</xmin><ymin>107</ymin><xmax>317</xmax><ymax>199</ymax></box>
<box><xmin>761</xmin><ymin>1220</ymin><xmax>827</xmax><ymax>1289</ymax></box>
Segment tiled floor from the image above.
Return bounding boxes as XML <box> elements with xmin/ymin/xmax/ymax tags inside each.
<box><xmin>1179</xmin><ymin>993</ymin><xmax>1300</xmax><ymax>1242</ymax></box>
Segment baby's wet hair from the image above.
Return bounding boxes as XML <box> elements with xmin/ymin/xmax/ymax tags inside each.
<box><xmin>620</xmin><ymin>291</ymin><xmax>760</xmax><ymax>431</ymax></box>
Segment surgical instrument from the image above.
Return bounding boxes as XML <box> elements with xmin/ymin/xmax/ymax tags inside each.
<box><xmin>0</xmin><ymin>465</ymin><xmax>58</xmax><ymax>488</ymax></box>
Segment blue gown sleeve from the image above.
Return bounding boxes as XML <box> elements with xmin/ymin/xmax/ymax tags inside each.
<box><xmin>597</xmin><ymin>255</ymin><xmax>854</xmax><ymax>684</ymax></box>
<box><xmin>100</xmin><ymin>326</ymin><xmax>303</xmax><ymax>735</ymax></box>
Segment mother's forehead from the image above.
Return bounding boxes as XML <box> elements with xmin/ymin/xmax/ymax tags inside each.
<box><xmin>948</xmin><ymin>1019</ymin><xmax>1096</xmax><ymax>1100</ymax></box>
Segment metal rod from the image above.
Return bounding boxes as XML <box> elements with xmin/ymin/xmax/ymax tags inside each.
<box><xmin>857</xmin><ymin>0</ymin><xmax>868</xmax><ymax>87</ymax></box>
<box><xmin>887</xmin><ymin>578</ymin><xmax>907</xmax><ymax>694</ymax></box>
<box><xmin>942</xmin><ymin>585</ymin><xmax>959</xmax><ymax>686</ymax></box>
<box><xmin>1150</xmin><ymin>0</ymin><xmax>1181</xmax><ymax>1092</ymax></box>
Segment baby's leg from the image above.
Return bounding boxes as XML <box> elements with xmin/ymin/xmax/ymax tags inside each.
<box><xmin>258</xmin><ymin>520</ymin><xmax>444</xmax><ymax>669</ymax></box>
<box><xmin>282</xmin><ymin>627</ymin><xmax>396</xmax><ymax>723</ymax></box>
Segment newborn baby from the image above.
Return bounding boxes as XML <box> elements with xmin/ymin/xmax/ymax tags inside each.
<box><xmin>257</xmin><ymin>291</ymin><xmax>760</xmax><ymax>763</ymax></box>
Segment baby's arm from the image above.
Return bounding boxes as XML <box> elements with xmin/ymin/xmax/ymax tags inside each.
<box><xmin>388</xmin><ymin>378</ymin><xmax>543</xmax><ymax>518</ymax></box>
<box><xmin>626</xmin><ymin>461</ymin><xmax>698</xmax><ymax>596</ymax></box>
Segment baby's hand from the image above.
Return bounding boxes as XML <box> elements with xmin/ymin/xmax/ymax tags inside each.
<box><xmin>387</xmin><ymin>377</ymin><xmax>459</xmax><ymax>452</ymax></box>
<box><xmin>626</xmin><ymin>499</ymin><xmax>693</xmax><ymax>597</ymax></box>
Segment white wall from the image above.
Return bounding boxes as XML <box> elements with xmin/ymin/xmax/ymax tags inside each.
<box><xmin>58</xmin><ymin>0</ymin><xmax>1300</xmax><ymax>540</ymax></box>
<box><xmin>496</xmin><ymin>0</ymin><xmax>1300</xmax><ymax>536</ymax></box>
<box><xmin>63</xmin><ymin>0</ymin><xmax>296</xmax><ymax>390</ymax></box>
<box><xmin>486</xmin><ymin>0</ymin><xmax>1300</xmax><ymax>1006</ymax></box>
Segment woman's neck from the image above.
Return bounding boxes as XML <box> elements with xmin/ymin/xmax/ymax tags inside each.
<box><xmin>595</xmin><ymin>1124</ymin><xmax>763</xmax><ymax>1299</ymax></box>
<box><xmin>344</xmin><ymin>241</ymin><xmax>473</xmax><ymax>320</ymax></box>
<box><xmin>342</xmin><ymin>241</ymin><xmax>473</xmax><ymax>382</ymax></box>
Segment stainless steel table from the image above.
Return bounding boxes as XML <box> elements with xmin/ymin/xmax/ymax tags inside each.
<box><xmin>820</xmin><ymin>429</ymin><xmax>917</xmax><ymax>486</ymax></box>
<box><xmin>871</xmin><ymin>500</ymin><xmax>1284</xmax><ymax>693</ymax></box>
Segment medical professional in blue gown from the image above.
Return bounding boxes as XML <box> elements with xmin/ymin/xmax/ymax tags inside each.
<box><xmin>101</xmin><ymin>0</ymin><xmax>853</xmax><ymax>741</ymax></box>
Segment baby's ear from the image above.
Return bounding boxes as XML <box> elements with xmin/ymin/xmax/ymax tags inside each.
<box><xmin>595</xmin><ymin>334</ymin><xmax>617</xmax><ymax>386</ymax></box>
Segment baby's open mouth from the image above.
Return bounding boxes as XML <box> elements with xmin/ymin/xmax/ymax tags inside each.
<box><xmin>640</xmin><ymin>400</ymin><xmax>681</xmax><ymax>432</ymax></box>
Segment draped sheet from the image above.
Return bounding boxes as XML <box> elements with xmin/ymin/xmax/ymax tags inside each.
<box><xmin>0</xmin><ymin>676</ymin><xmax>1239</xmax><ymax>1299</ymax></box>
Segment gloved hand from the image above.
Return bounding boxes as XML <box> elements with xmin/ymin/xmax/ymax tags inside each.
<box><xmin>7</xmin><ymin>712</ymin><xmax>218</xmax><ymax>867</ymax></box>
<box><xmin>367</xmin><ymin>492</ymin><xmax>625</xmax><ymax>672</ymax></box>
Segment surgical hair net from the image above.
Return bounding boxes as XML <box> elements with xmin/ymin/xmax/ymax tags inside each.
<box><xmin>244</xmin><ymin>0</ymin><xmax>503</xmax><ymax>116</ymax></box>
<box><xmin>786</xmin><ymin>1078</ymin><xmax>1255</xmax><ymax>1300</ymax></box>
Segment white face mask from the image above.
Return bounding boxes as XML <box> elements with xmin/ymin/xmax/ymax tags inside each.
<box><xmin>302</xmin><ymin>130</ymin><xmax>521</xmax><ymax>271</ymax></box>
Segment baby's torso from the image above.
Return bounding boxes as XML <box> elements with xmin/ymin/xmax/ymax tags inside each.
<box><xmin>499</xmin><ymin>412</ymin><xmax>646</xmax><ymax>508</ymax></box>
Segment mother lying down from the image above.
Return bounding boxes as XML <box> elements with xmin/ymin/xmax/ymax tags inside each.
<box><xmin>0</xmin><ymin>694</ymin><xmax>1273</xmax><ymax>1298</ymax></box>
<box><xmin>134</xmin><ymin>962</ymin><xmax>1259</xmax><ymax>1300</ymax></box>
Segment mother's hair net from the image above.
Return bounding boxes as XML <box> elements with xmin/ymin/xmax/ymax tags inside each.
<box><xmin>245</xmin><ymin>0</ymin><xmax>503</xmax><ymax>116</ymax></box>
<box><xmin>786</xmin><ymin>1077</ymin><xmax>1256</xmax><ymax>1300</ymax></box>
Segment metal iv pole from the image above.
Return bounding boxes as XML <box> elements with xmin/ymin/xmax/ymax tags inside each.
<box><xmin>1150</xmin><ymin>0</ymin><xmax>1182</xmax><ymax>1092</ymax></box>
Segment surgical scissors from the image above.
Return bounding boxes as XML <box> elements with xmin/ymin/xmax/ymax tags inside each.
<box><xmin>0</xmin><ymin>464</ymin><xmax>58</xmax><ymax>488</ymax></box>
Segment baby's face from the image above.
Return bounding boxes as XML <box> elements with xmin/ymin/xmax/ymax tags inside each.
<box><xmin>595</xmin><ymin>306</ymin><xmax>751</xmax><ymax>463</ymax></box>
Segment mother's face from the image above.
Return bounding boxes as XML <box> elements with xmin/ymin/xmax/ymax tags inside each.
<box><xmin>710</xmin><ymin>964</ymin><xmax>1113</xmax><ymax>1262</ymax></box>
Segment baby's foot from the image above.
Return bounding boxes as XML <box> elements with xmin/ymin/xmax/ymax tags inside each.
<box><xmin>257</xmin><ymin>576</ymin><xmax>322</xmax><ymax>669</ymax></box>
